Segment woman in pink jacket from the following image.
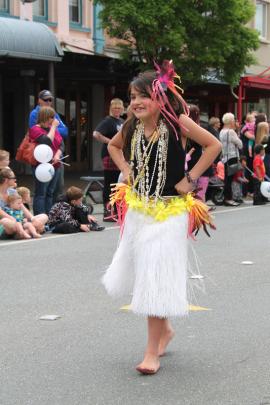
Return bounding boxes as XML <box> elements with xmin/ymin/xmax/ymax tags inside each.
<box><xmin>29</xmin><ymin>106</ymin><xmax>63</xmax><ymax>215</ymax></box>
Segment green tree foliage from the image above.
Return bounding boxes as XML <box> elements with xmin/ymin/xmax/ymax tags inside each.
<box><xmin>94</xmin><ymin>0</ymin><xmax>259</xmax><ymax>86</ymax></box>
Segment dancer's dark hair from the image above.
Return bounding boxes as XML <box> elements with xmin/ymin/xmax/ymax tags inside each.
<box><xmin>122</xmin><ymin>71</ymin><xmax>184</xmax><ymax>161</ymax></box>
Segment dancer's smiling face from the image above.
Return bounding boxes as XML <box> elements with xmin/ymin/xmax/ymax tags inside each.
<box><xmin>130</xmin><ymin>87</ymin><xmax>160</xmax><ymax>122</ymax></box>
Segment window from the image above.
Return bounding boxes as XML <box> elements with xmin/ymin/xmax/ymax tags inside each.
<box><xmin>255</xmin><ymin>1</ymin><xmax>267</xmax><ymax>38</ymax></box>
<box><xmin>33</xmin><ymin>0</ymin><xmax>47</xmax><ymax>19</ymax></box>
<box><xmin>0</xmin><ymin>0</ymin><xmax>9</xmax><ymax>13</ymax></box>
<box><xmin>69</xmin><ymin>0</ymin><xmax>81</xmax><ymax>24</ymax></box>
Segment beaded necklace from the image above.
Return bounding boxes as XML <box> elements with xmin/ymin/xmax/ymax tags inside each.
<box><xmin>130</xmin><ymin>120</ymin><xmax>169</xmax><ymax>203</ymax></box>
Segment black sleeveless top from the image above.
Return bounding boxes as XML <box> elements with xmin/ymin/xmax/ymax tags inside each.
<box><xmin>132</xmin><ymin>125</ymin><xmax>186</xmax><ymax>196</ymax></box>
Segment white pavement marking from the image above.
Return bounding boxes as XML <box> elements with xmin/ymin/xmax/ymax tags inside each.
<box><xmin>214</xmin><ymin>204</ymin><xmax>266</xmax><ymax>215</ymax></box>
<box><xmin>0</xmin><ymin>204</ymin><xmax>267</xmax><ymax>248</ymax></box>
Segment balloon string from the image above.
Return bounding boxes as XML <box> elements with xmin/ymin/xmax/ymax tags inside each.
<box><xmin>59</xmin><ymin>161</ymin><xmax>70</xmax><ymax>166</ymax></box>
<box><xmin>59</xmin><ymin>154</ymin><xmax>69</xmax><ymax>161</ymax></box>
<box><xmin>52</xmin><ymin>160</ymin><xmax>71</xmax><ymax>167</ymax></box>
<box><xmin>52</xmin><ymin>154</ymin><xmax>71</xmax><ymax>166</ymax></box>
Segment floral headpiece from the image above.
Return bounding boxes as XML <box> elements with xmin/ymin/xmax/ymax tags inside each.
<box><xmin>152</xmin><ymin>60</ymin><xmax>189</xmax><ymax>138</ymax></box>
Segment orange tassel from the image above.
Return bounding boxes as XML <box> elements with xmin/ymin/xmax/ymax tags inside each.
<box><xmin>188</xmin><ymin>198</ymin><xmax>216</xmax><ymax>239</ymax></box>
<box><xmin>110</xmin><ymin>183</ymin><xmax>129</xmax><ymax>232</ymax></box>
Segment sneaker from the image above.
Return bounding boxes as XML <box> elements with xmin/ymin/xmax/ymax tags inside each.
<box><xmin>224</xmin><ymin>200</ymin><xmax>240</xmax><ymax>207</ymax></box>
<box><xmin>89</xmin><ymin>221</ymin><xmax>105</xmax><ymax>231</ymax></box>
<box><xmin>234</xmin><ymin>199</ymin><xmax>244</xmax><ymax>204</ymax></box>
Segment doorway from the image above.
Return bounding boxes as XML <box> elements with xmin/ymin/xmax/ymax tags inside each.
<box><xmin>56</xmin><ymin>87</ymin><xmax>92</xmax><ymax>172</ymax></box>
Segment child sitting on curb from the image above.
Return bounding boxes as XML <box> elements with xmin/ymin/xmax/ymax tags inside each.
<box><xmin>16</xmin><ymin>186</ymin><xmax>48</xmax><ymax>234</ymax></box>
<box><xmin>4</xmin><ymin>194</ymin><xmax>41</xmax><ymax>239</ymax></box>
<box><xmin>17</xmin><ymin>187</ymin><xmax>31</xmax><ymax>211</ymax></box>
<box><xmin>48</xmin><ymin>186</ymin><xmax>105</xmax><ymax>233</ymax></box>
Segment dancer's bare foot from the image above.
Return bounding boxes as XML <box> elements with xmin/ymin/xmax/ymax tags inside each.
<box><xmin>158</xmin><ymin>329</ymin><xmax>175</xmax><ymax>357</ymax></box>
<box><xmin>33</xmin><ymin>233</ymin><xmax>41</xmax><ymax>238</ymax></box>
<box><xmin>136</xmin><ymin>353</ymin><xmax>160</xmax><ymax>375</ymax></box>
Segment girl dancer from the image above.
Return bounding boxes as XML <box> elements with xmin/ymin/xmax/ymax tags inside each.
<box><xmin>102</xmin><ymin>61</ymin><xmax>221</xmax><ymax>375</ymax></box>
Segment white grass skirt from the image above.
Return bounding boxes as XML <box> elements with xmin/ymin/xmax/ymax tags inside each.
<box><xmin>102</xmin><ymin>209</ymin><xmax>188</xmax><ymax>318</ymax></box>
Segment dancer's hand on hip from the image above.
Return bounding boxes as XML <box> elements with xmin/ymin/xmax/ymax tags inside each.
<box><xmin>175</xmin><ymin>177</ymin><xmax>195</xmax><ymax>195</ymax></box>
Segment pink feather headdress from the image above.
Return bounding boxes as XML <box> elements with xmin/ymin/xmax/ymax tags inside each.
<box><xmin>152</xmin><ymin>60</ymin><xmax>189</xmax><ymax>138</ymax></box>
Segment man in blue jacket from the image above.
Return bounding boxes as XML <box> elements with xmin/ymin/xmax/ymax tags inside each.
<box><xmin>29</xmin><ymin>90</ymin><xmax>68</xmax><ymax>201</ymax></box>
<box><xmin>29</xmin><ymin>90</ymin><xmax>68</xmax><ymax>139</ymax></box>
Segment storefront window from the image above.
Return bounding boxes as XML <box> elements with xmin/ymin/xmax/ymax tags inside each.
<box><xmin>247</xmin><ymin>99</ymin><xmax>268</xmax><ymax>115</ymax></box>
<box><xmin>69</xmin><ymin>93</ymin><xmax>77</xmax><ymax>162</ymax></box>
<box><xmin>69</xmin><ymin>0</ymin><xmax>81</xmax><ymax>24</ymax></box>
<box><xmin>56</xmin><ymin>97</ymin><xmax>66</xmax><ymax>120</ymax></box>
<box><xmin>33</xmin><ymin>0</ymin><xmax>48</xmax><ymax>19</ymax></box>
<box><xmin>80</xmin><ymin>95</ymin><xmax>88</xmax><ymax>162</ymax></box>
<box><xmin>29</xmin><ymin>95</ymin><xmax>35</xmax><ymax>112</ymax></box>
<box><xmin>256</xmin><ymin>1</ymin><xmax>267</xmax><ymax>38</ymax></box>
<box><xmin>0</xmin><ymin>0</ymin><xmax>9</xmax><ymax>13</ymax></box>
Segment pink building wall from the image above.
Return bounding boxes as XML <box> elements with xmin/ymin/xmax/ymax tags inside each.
<box><xmin>16</xmin><ymin>0</ymin><xmax>95</xmax><ymax>55</ymax></box>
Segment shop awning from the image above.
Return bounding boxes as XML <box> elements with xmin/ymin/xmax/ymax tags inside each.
<box><xmin>241</xmin><ymin>75</ymin><xmax>270</xmax><ymax>90</ymax></box>
<box><xmin>237</xmin><ymin>67</ymin><xmax>270</xmax><ymax>122</ymax></box>
<box><xmin>0</xmin><ymin>17</ymin><xmax>63</xmax><ymax>62</ymax></box>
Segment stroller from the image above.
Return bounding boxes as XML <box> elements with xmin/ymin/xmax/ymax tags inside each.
<box><xmin>205</xmin><ymin>161</ymin><xmax>225</xmax><ymax>205</ymax></box>
<box><xmin>205</xmin><ymin>176</ymin><xmax>224</xmax><ymax>205</ymax></box>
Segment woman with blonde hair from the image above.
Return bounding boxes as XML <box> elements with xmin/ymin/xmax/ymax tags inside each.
<box><xmin>255</xmin><ymin>121</ymin><xmax>269</xmax><ymax>145</ymax></box>
<box><xmin>256</xmin><ymin>121</ymin><xmax>270</xmax><ymax>177</ymax></box>
<box><xmin>93</xmin><ymin>98</ymin><xmax>124</xmax><ymax>221</ymax></box>
<box><xmin>219</xmin><ymin>112</ymin><xmax>243</xmax><ymax>206</ymax></box>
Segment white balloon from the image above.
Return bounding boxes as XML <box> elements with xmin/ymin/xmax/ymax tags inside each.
<box><xmin>35</xmin><ymin>163</ymin><xmax>55</xmax><ymax>183</ymax></box>
<box><xmin>260</xmin><ymin>181</ymin><xmax>270</xmax><ymax>198</ymax></box>
<box><xmin>34</xmin><ymin>144</ymin><xmax>53</xmax><ymax>163</ymax></box>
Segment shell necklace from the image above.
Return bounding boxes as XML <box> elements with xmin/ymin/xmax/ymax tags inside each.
<box><xmin>130</xmin><ymin>120</ymin><xmax>169</xmax><ymax>203</ymax></box>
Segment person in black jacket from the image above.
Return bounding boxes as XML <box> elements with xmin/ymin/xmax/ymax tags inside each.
<box><xmin>93</xmin><ymin>99</ymin><xmax>124</xmax><ymax>221</ymax></box>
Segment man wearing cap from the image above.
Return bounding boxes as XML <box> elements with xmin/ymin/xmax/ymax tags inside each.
<box><xmin>29</xmin><ymin>90</ymin><xmax>68</xmax><ymax>139</ymax></box>
<box><xmin>29</xmin><ymin>90</ymin><xmax>68</xmax><ymax>203</ymax></box>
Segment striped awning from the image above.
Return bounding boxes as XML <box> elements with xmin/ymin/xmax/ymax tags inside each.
<box><xmin>0</xmin><ymin>17</ymin><xmax>63</xmax><ymax>61</ymax></box>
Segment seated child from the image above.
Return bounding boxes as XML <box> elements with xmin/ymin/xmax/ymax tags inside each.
<box><xmin>4</xmin><ymin>194</ymin><xmax>41</xmax><ymax>239</ymax></box>
<box><xmin>48</xmin><ymin>186</ymin><xmax>105</xmax><ymax>233</ymax></box>
<box><xmin>231</xmin><ymin>156</ymin><xmax>249</xmax><ymax>203</ymax></box>
<box><xmin>17</xmin><ymin>186</ymin><xmax>48</xmax><ymax>234</ymax></box>
<box><xmin>0</xmin><ymin>149</ymin><xmax>10</xmax><ymax>169</ymax></box>
<box><xmin>215</xmin><ymin>160</ymin><xmax>225</xmax><ymax>181</ymax></box>
<box><xmin>17</xmin><ymin>186</ymin><xmax>31</xmax><ymax>210</ymax></box>
<box><xmin>253</xmin><ymin>144</ymin><xmax>267</xmax><ymax>205</ymax></box>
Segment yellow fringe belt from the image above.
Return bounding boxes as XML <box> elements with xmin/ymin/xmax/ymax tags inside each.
<box><xmin>110</xmin><ymin>183</ymin><xmax>216</xmax><ymax>238</ymax></box>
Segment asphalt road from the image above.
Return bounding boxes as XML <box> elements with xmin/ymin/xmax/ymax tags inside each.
<box><xmin>0</xmin><ymin>203</ymin><xmax>270</xmax><ymax>405</ymax></box>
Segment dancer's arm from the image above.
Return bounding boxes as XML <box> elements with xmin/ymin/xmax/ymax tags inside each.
<box><xmin>108</xmin><ymin>131</ymin><xmax>131</xmax><ymax>182</ymax></box>
<box><xmin>175</xmin><ymin>114</ymin><xmax>222</xmax><ymax>194</ymax></box>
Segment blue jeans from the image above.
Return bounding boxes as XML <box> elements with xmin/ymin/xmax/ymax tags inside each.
<box><xmin>33</xmin><ymin>167</ymin><xmax>61</xmax><ymax>215</ymax></box>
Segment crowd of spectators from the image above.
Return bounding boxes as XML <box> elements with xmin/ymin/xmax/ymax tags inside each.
<box><xmin>1</xmin><ymin>93</ymin><xmax>269</xmax><ymax>241</ymax></box>
<box><xmin>0</xmin><ymin>89</ymin><xmax>104</xmax><ymax>241</ymax></box>
<box><xmin>205</xmin><ymin>110</ymin><xmax>270</xmax><ymax>206</ymax></box>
